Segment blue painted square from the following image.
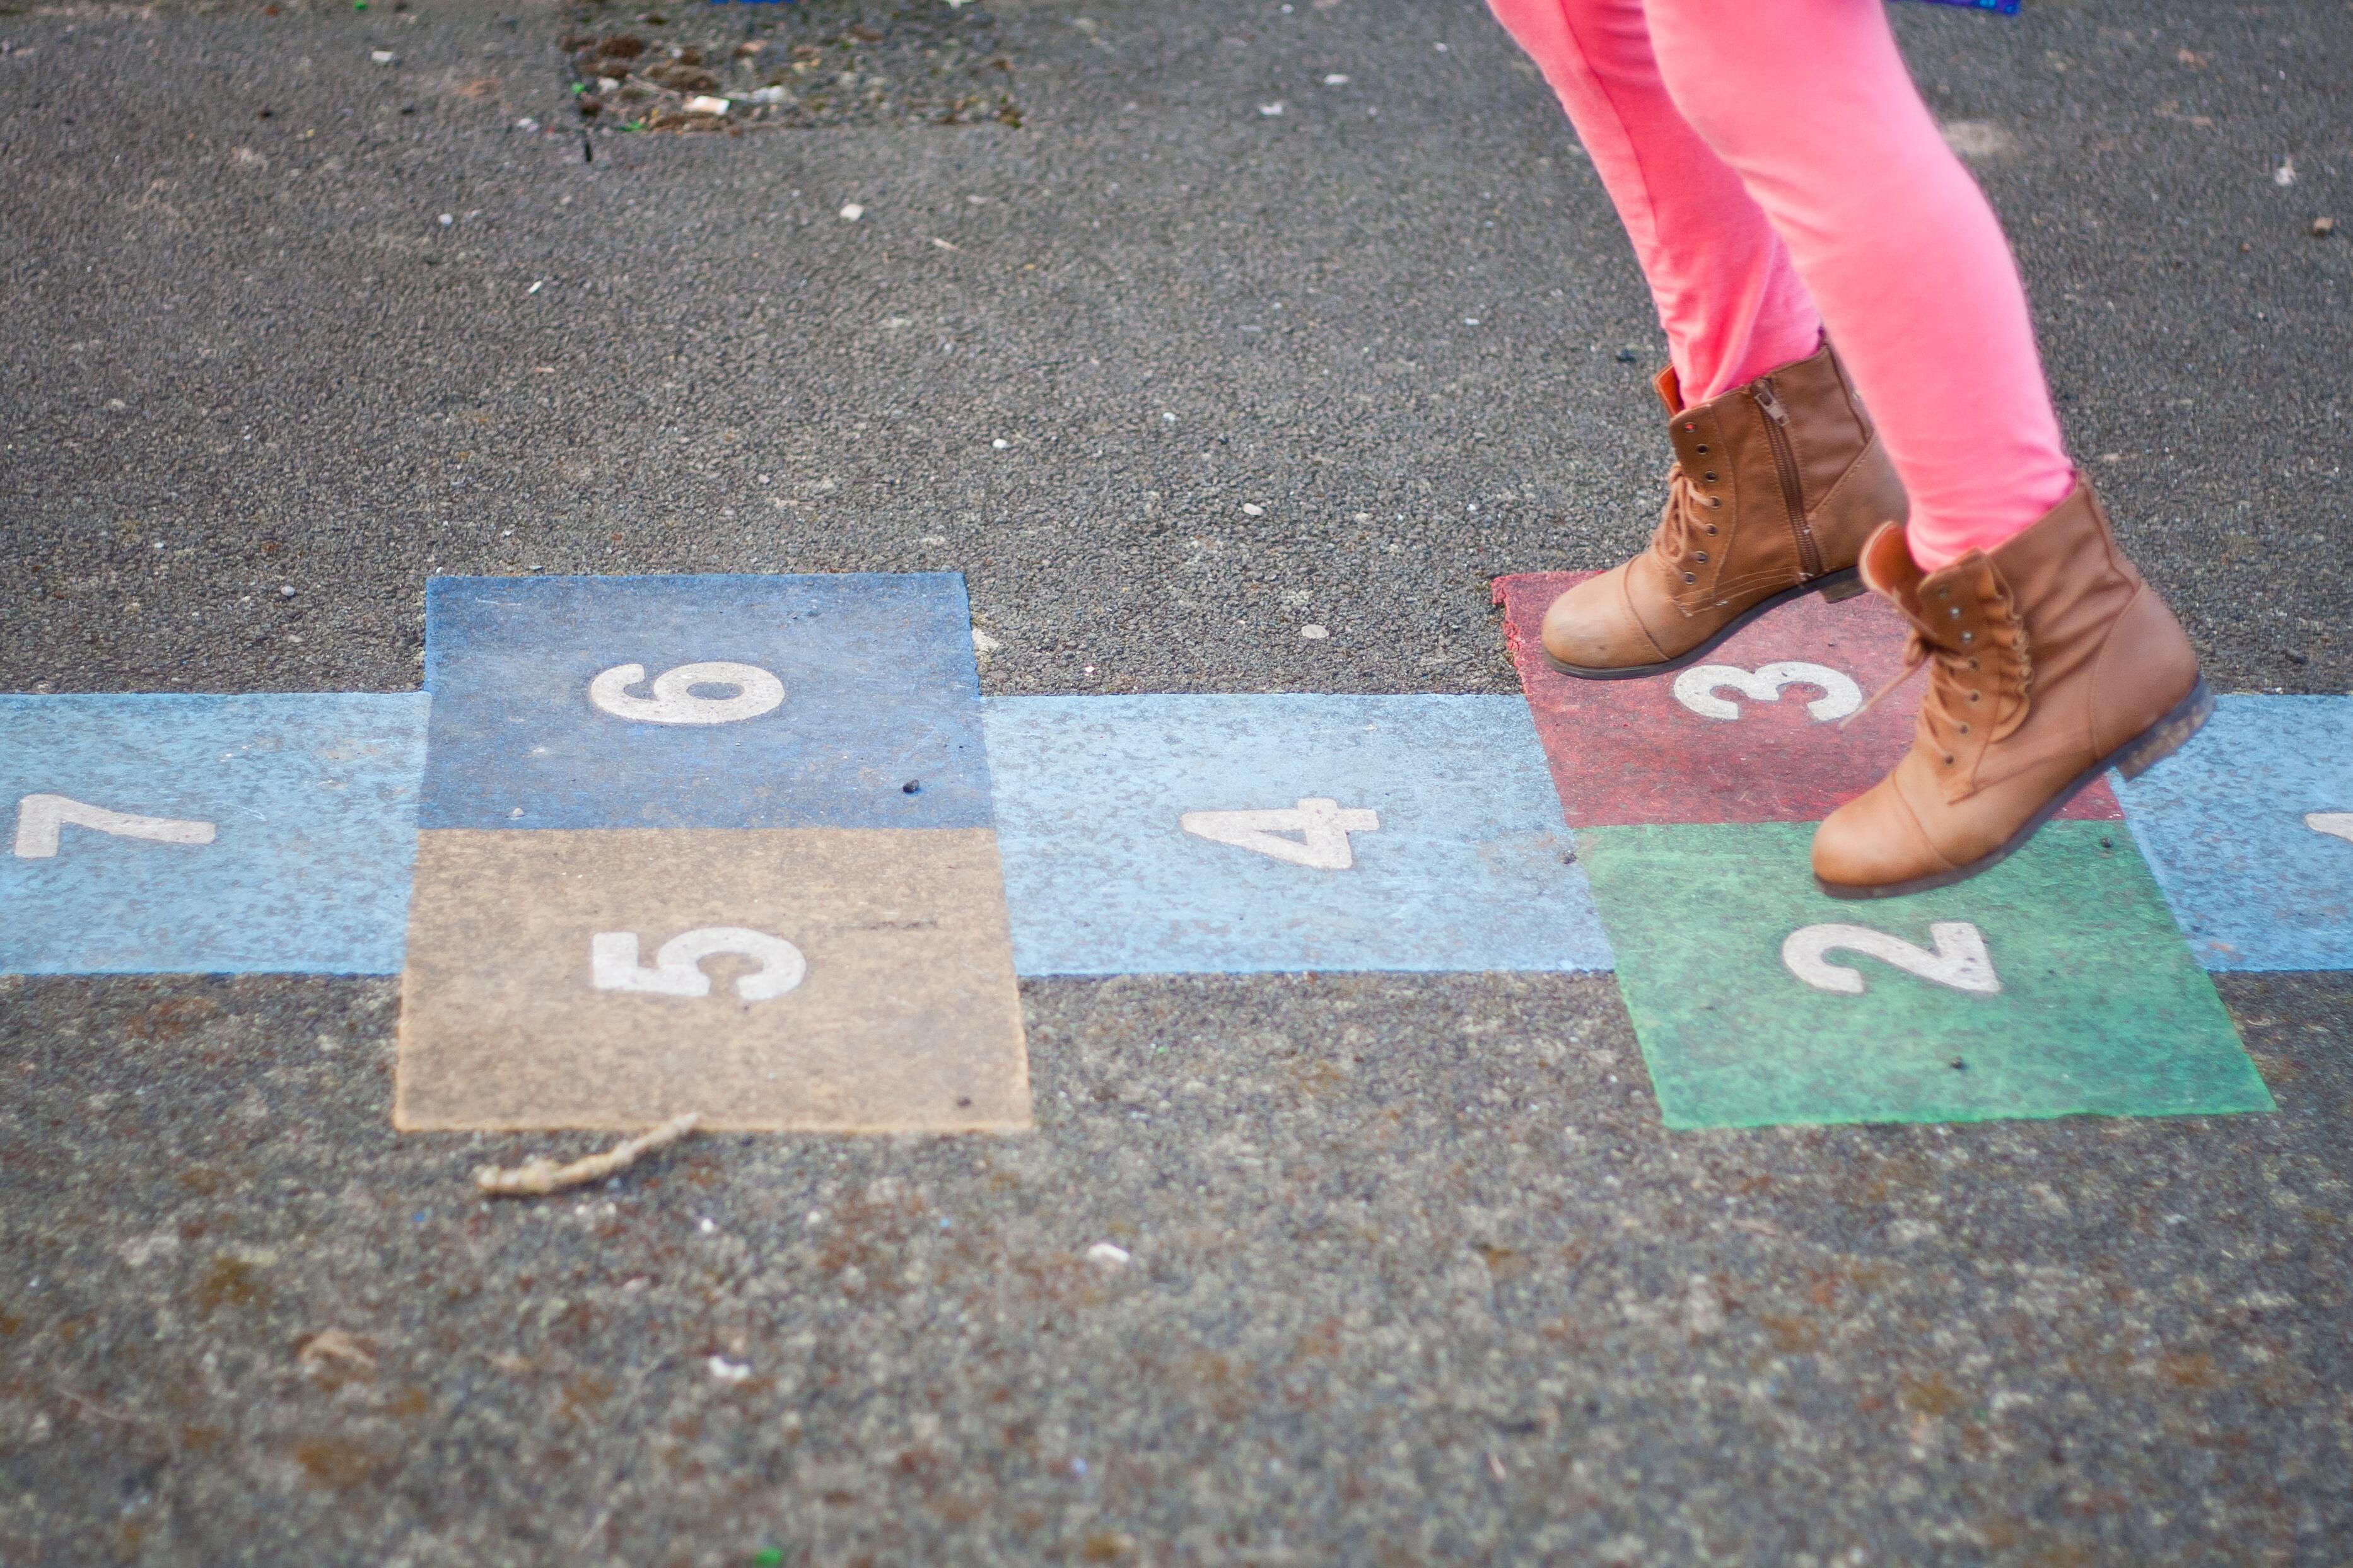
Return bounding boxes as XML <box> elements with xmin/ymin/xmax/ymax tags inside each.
<box><xmin>982</xmin><ymin>694</ymin><xmax>1611</xmax><ymax>976</ymax></box>
<box><xmin>2114</xmin><ymin>694</ymin><xmax>2353</xmax><ymax>972</ymax></box>
<box><xmin>419</xmin><ymin>574</ymin><xmax>990</xmax><ymax>830</ymax></box>
<box><xmin>0</xmin><ymin>694</ymin><xmax>429</xmax><ymax>975</ymax></box>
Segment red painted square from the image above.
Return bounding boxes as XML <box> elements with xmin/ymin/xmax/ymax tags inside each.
<box><xmin>1493</xmin><ymin>572</ymin><xmax>2123</xmax><ymax>828</ymax></box>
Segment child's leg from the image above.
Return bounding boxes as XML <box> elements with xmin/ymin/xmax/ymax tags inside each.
<box><xmin>1639</xmin><ymin>0</ymin><xmax>2075</xmax><ymax>569</ymax></box>
<box><xmin>1485</xmin><ymin>0</ymin><xmax>1822</xmax><ymax>402</ymax></box>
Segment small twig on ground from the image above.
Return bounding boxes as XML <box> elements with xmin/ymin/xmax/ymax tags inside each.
<box><xmin>295</xmin><ymin>1330</ymin><xmax>378</xmax><ymax>1374</ymax></box>
<box><xmin>474</xmin><ymin>1115</ymin><xmax>701</xmax><ymax>1199</ymax></box>
<box><xmin>54</xmin><ymin>1386</ymin><xmax>139</xmax><ymax>1425</ymax></box>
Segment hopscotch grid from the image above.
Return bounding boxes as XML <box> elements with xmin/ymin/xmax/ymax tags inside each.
<box><xmin>0</xmin><ymin>687</ymin><xmax>2345</xmax><ymax>977</ymax></box>
<box><xmin>0</xmin><ymin>574</ymin><xmax>2340</xmax><ymax>1137</ymax></box>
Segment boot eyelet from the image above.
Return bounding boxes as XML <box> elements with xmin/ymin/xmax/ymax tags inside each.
<box><xmin>1961</xmin><ymin>631</ymin><xmax>1975</xmax><ymax>644</ymax></box>
<box><xmin>1703</xmin><ymin>472</ymin><xmax>1717</xmax><ymax>483</ymax></box>
<box><xmin>1710</xmin><ymin>497</ymin><xmax>1722</xmax><ymax>508</ymax></box>
<box><xmin>1695</xmin><ymin>444</ymin><xmax>1708</xmax><ymax>455</ymax></box>
<box><xmin>1958</xmin><ymin>723</ymin><xmax>1970</xmax><ymax>735</ymax></box>
<box><xmin>1695</xmin><ymin>552</ymin><xmax>1708</xmax><ymax>563</ymax></box>
<box><xmin>1706</xmin><ymin>525</ymin><xmax>1718</xmax><ymax>536</ymax></box>
<box><xmin>1683</xmin><ymin>423</ymin><xmax>1696</xmax><ymax>433</ymax></box>
<box><xmin>1942</xmin><ymin>753</ymin><xmax>1955</xmax><ymax>765</ymax></box>
<box><xmin>1968</xmin><ymin>658</ymin><xmax>1980</xmax><ymax>670</ymax></box>
<box><xmin>1968</xmin><ymin>690</ymin><xmax>1980</xmax><ymax>703</ymax></box>
<box><xmin>1683</xmin><ymin>572</ymin><xmax>1696</xmax><ymax>584</ymax></box>
<box><xmin>1947</xmin><ymin>607</ymin><xmax>1961</xmax><ymax>619</ymax></box>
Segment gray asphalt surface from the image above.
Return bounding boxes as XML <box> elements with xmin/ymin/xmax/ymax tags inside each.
<box><xmin>2</xmin><ymin>1</ymin><xmax>2349</xmax><ymax>1564</ymax></box>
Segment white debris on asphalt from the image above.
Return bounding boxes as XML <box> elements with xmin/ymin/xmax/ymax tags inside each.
<box><xmin>1087</xmin><ymin>1242</ymin><xmax>1132</xmax><ymax>1268</ymax></box>
<box><xmin>684</xmin><ymin>95</ymin><xmax>730</xmax><ymax>117</ymax></box>
<box><xmin>1300</xmin><ymin>625</ymin><xmax>1329</xmax><ymax>641</ymax></box>
<box><xmin>1259</xmin><ymin>102</ymin><xmax>1285</xmax><ymax>117</ymax></box>
<box><xmin>839</xmin><ymin>202</ymin><xmax>865</xmax><ymax>221</ymax></box>
<box><xmin>706</xmin><ymin>1356</ymin><xmax>752</xmax><ymax>1383</ymax></box>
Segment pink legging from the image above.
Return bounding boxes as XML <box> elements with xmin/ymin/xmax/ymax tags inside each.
<box><xmin>1488</xmin><ymin>0</ymin><xmax>2076</xmax><ymax>568</ymax></box>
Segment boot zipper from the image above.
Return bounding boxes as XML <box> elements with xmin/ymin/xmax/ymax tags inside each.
<box><xmin>1752</xmin><ymin>380</ymin><xmax>1819</xmax><ymax>578</ymax></box>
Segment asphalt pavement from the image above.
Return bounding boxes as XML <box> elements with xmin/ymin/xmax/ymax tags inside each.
<box><xmin>1</xmin><ymin>1</ymin><xmax>2348</xmax><ymax>1563</ymax></box>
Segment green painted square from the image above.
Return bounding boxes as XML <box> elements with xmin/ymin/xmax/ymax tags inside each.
<box><xmin>1577</xmin><ymin>821</ymin><xmax>2274</xmax><ymax>1129</ymax></box>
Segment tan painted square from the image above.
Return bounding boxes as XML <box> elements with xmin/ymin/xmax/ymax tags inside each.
<box><xmin>394</xmin><ymin>828</ymin><xmax>1031</xmax><ymax>1132</ymax></box>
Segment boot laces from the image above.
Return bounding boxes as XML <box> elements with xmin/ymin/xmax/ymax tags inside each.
<box><xmin>1842</xmin><ymin>595</ymin><xmax>2030</xmax><ymax>740</ymax></box>
<box><xmin>1647</xmin><ymin>463</ymin><xmax>1712</xmax><ymax>571</ymax></box>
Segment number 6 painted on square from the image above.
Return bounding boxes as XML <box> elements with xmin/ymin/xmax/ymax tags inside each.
<box><xmin>588</xmin><ymin>662</ymin><xmax>784</xmax><ymax>726</ymax></box>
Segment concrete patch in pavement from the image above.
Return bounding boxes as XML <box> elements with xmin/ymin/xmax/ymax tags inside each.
<box><xmin>394</xmin><ymin>826</ymin><xmax>1029</xmax><ymax>1131</ymax></box>
<box><xmin>1577</xmin><ymin>819</ymin><xmax>2271</xmax><ymax>1129</ymax></box>
<box><xmin>1494</xmin><ymin>571</ymin><xmax>2124</xmax><ymax>828</ymax></box>
<box><xmin>0</xmin><ymin>694</ymin><xmax>428</xmax><ymax>975</ymax></box>
<box><xmin>419</xmin><ymin>572</ymin><xmax>991</xmax><ymax>831</ymax></box>
<box><xmin>2115</xmin><ymin>694</ymin><xmax>2353</xmax><ymax>972</ymax></box>
<box><xmin>982</xmin><ymin>694</ymin><xmax>1609</xmax><ymax>976</ymax></box>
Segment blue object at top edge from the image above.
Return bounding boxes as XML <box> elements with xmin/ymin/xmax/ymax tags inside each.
<box><xmin>1901</xmin><ymin>0</ymin><xmax>2020</xmax><ymax>12</ymax></box>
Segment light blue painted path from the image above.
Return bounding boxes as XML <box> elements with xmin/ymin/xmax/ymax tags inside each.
<box><xmin>420</xmin><ymin>574</ymin><xmax>991</xmax><ymax>831</ymax></box>
<box><xmin>0</xmin><ymin>694</ymin><xmax>430</xmax><ymax>975</ymax></box>
<box><xmin>983</xmin><ymin>694</ymin><xmax>1612</xmax><ymax>976</ymax></box>
<box><xmin>2114</xmin><ymin>694</ymin><xmax>2353</xmax><ymax>972</ymax></box>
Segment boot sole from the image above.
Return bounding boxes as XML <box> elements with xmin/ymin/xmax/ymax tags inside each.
<box><xmin>1813</xmin><ymin>675</ymin><xmax>2215</xmax><ymax>901</ymax></box>
<box><xmin>1539</xmin><ymin>569</ymin><xmax>1865</xmax><ymax>682</ymax></box>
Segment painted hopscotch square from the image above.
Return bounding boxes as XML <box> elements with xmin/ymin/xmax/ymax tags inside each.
<box><xmin>2114</xmin><ymin>694</ymin><xmax>2353</xmax><ymax>972</ymax></box>
<box><xmin>420</xmin><ymin>573</ymin><xmax>991</xmax><ymax>832</ymax></box>
<box><xmin>981</xmin><ymin>694</ymin><xmax>1610</xmax><ymax>976</ymax></box>
<box><xmin>1492</xmin><ymin>572</ymin><xmax>2121</xmax><ymax>827</ymax></box>
<box><xmin>1577</xmin><ymin>820</ymin><xmax>2271</xmax><ymax>1129</ymax></box>
<box><xmin>395</xmin><ymin>828</ymin><xmax>1030</xmax><ymax>1132</ymax></box>
<box><xmin>0</xmin><ymin>694</ymin><xmax>429</xmax><ymax>975</ymax></box>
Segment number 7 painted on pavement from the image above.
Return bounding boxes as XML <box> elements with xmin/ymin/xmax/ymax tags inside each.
<box><xmin>11</xmin><ymin>794</ymin><xmax>218</xmax><ymax>859</ymax></box>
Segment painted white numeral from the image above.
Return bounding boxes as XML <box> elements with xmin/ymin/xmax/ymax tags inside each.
<box><xmin>1782</xmin><ymin>921</ymin><xmax>2000</xmax><ymax>997</ymax></box>
<box><xmin>1673</xmin><ymin>661</ymin><xmax>1862</xmax><ymax>724</ymax></box>
<box><xmin>1179</xmin><ymin>798</ymin><xmax>1380</xmax><ymax>871</ymax></box>
<box><xmin>588</xmin><ymin>661</ymin><xmax>784</xmax><ymax>726</ymax></box>
<box><xmin>2307</xmin><ymin>812</ymin><xmax>2353</xmax><ymax>846</ymax></box>
<box><xmin>12</xmin><ymin>794</ymin><xmax>217</xmax><ymax>860</ymax></box>
<box><xmin>591</xmin><ymin>926</ymin><xmax>807</xmax><ymax>1002</ymax></box>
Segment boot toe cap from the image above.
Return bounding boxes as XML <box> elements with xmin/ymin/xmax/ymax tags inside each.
<box><xmin>1541</xmin><ymin>568</ymin><xmax>1664</xmax><ymax>673</ymax></box>
<box><xmin>1812</xmin><ymin>780</ymin><xmax>1954</xmax><ymax>891</ymax></box>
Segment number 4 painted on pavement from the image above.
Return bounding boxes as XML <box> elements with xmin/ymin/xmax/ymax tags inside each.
<box><xmin>1782</xmin><ymin>920</ymin><xmax>2001</xmax><ymax>996</ymax></box>
<box><xmin>1181</xmin><ymin>798</ymin><xmax>1380</xmax><ymax>871</ymax></box>
<box><xmin>12</xmin><ymin>794</ymin><xmax>218</xmax><ymax>859</ymax></box>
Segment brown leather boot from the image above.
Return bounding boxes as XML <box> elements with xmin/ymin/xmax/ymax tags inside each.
<box><xmin>1812</xmin><ymin>477</ymin><xmax>2212</xmax><ymax>898</ymax></box>
<box><xmin>1541</xmin><ymin>338</ymin><xmax>1908</xmax><ymax>678</ymax></box>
